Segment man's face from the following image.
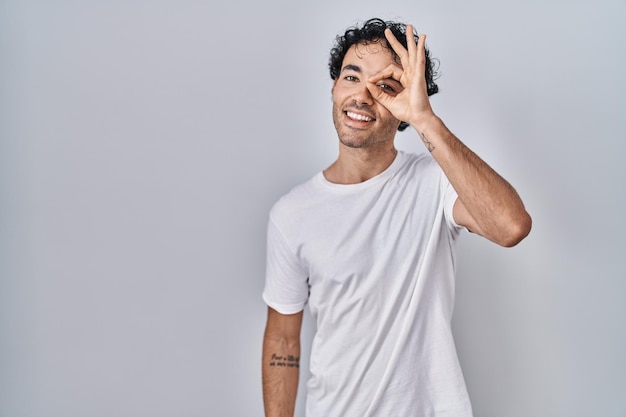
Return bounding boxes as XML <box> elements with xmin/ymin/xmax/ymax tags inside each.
<box><xmin>332</xmin><ymin>40</ymin><xmax>404</xmax><ymax>149</ymax></box>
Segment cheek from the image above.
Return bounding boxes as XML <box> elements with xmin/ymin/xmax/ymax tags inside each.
<box><xmin>331</xmin><ymin>87</ymin><xmax>342</xmax><ymax>105</ymax></box>
<box><xmin>331</xmin><ymin>82</ymin><xmax>354</xmax><ymax>103</ymax></box>
<box><xmin>331</xmin><ymin>102</ymin><xmax>341</xmax><ymax>122</ymax></box>
<box><xmin>331</xmin><ymin>92</ymin><xmax>346</xmax><ymax>116</ymax></box>
<box><xmin>377</xmin><ymin>105</ymin><xmax>400</xmax><ymax>123</ymax></box>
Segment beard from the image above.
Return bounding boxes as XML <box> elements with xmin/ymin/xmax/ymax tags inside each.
<box><xmin>332</xmin><ymin>102</ymin><xmax>400</xmax><ymax>149</ymax></box>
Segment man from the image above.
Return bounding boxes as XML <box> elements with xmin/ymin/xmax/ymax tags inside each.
<box><xmin>262</xmin><ymin>17</ymin><xmax>531</xmax><ymax>417</ymax></box>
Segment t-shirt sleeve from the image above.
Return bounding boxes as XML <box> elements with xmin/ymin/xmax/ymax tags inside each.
<box><xmin>262</xmin><ymin>216</ymin><xmax>309</xmax><ymax>314</ymax></box>
<box><xmin>442</xmin><ymin>177</ymin><xmax>466</xmax><ymax>233</ymax></box>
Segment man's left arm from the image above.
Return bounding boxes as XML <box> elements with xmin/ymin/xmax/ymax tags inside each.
<box><xmin>368</xmin><ymin>27</ymin><xmax>531</xmax><ymax>247</ymax></box>
<box><xmin>415</xmin><ymin>114</ymin><xmax>531</xmax><ymax>247</ymax></box>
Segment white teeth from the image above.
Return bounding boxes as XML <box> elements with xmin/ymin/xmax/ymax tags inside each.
<box><xmin>346</xmin><ymin>111</ymin><xmax>373</xmax><ymax>122</ymax></box>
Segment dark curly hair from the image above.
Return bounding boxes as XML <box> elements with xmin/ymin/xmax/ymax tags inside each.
<box><xmin>329</xmin><ymin>18</ymin><xmax>439</xmax><ymax>131</ymax></box>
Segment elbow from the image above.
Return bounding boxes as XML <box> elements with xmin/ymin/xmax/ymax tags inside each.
<box><xmin>499</xmin><ymin>211</ymin><xmax>532</xmax><ymax>248</ymax></box>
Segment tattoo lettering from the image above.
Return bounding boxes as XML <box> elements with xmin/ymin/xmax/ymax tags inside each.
<box><xmin>269</xmin><ymin>353</ymin><xmax>300</xmax><ymax>369</ymax></box>
<box><xmin>420</xmin><ymin>131</ymin><xmax>435</xmax><ymax>152</ymax></box>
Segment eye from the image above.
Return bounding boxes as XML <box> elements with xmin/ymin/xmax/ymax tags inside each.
<box><xmin>344</xmin><ymin>75</ymin><xmax>358</xmax><ymax>82</ymax></box>
<box><xmin>376</xmin><ymin>79</ymin><xmax>403</xmax><ymax>96</ymax></box>
<box><xmin>378</xmin><ymin>83</ymin><xmax>395</xmax><ymax>92</ymax></box>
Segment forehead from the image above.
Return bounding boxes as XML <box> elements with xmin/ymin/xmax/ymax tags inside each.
<box><xmin>341</xmin><ymin>40</ymin><xmax>400</xmax><ymax>71</ymax></box>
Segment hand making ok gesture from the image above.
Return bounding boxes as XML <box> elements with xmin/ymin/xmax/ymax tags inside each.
<box><xmin>366</xmin><ymin>25</ymin><xmax>436</xmax><ymax>131</ymax></box>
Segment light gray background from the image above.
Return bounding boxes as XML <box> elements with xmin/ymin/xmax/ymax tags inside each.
<box><xmin>1</xmin><ymin>0</ymin><xmax>624</xmax><ymax>416</ymax></box>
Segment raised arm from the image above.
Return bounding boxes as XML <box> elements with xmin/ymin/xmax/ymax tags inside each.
<box><xmin>367</xmin><ymin>26</ymin><xmax>531</xmax><ymax>246</ymax></box>
<box><xmin>262</xmin><ymin>307</ymin><xmax>303</xmax><ymax>417</ymax></box>
<box><xmin>413</xmin><ymin>115</ymin><xmax>530</xmax><ymax>246</ymax></box>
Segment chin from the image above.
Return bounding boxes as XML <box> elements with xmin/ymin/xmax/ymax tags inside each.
<box><xmin>338</xmin><ymin>135</ymin><xmax>370</xmax><ymax>149</ymax></box>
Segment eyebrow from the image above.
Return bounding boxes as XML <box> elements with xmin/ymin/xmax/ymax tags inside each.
<box><xmin>339</xmin><ymin>63</ymin><xmax>403</xmax><ymax>88</ymax></box>
<box><xmin>340</xmin><ymin>64</ymin><xmax>361</xmax><ymax>74</ymax></box>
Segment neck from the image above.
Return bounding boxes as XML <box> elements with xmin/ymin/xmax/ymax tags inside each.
<box><xmin>323</xmin><ymin>143</ymin><xmax>398</xmax><ymax>184</ymax></box>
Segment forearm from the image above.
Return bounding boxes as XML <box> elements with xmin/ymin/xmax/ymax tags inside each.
<box><xmin>414</xmin><ymin>115</ymin><xmax>531</xmax><ymax>246</ymax></box>
<box><xmin>262</xmin><ymin>333</ymin><xmax>301</xmax><ymax>417</ymax></box>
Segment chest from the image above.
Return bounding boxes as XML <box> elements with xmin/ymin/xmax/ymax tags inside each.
<box><xmin>296</xmin><ymin>180</ymin><xmax>443</xmax><ymax>287</ymax></box>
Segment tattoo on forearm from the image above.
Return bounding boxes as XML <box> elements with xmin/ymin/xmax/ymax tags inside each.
<box><xmin>420</xmin><ymin>131</ymin><xmax>435</xmax><ymax>152</ymax></box>
<box><xmin>269</xmin><ymin>353</ymin><xmax>300</xmax><ymax>368</ymax></box>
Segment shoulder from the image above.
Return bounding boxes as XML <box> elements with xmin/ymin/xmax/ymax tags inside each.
<box><xmin>396</xmin><ymin>151</ymin><xmax>444</xmax><ymax>179</ymax></box>
<box><xmin>269</xmin><ymin>173</ymin><xmax>322</xmax><ymax>223</ymax></box>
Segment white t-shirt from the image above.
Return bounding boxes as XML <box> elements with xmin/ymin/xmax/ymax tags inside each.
<box><xmin>263</xmin><ymin>151</ymin><xmax>473</xmax><ymax>417</ymax></box>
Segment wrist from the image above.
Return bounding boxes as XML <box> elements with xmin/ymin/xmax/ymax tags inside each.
<box><xmin>410</xmin><ymin>113</ymin><xmax>442</xmax><ymax>135</ymax></box>
<box><xmin>411</xmin><ymin>114</ymin><xmax>455</xmax><ymax>154</ymax></box>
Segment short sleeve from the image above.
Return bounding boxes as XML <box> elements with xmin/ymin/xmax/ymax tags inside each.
<box><xmin>442</xmin><ymin>177</ymin><xmax>466</xmax><ymax>233</ymax></box>
<box><xmin>262</xmin><ymin>217</ymin><xmax>309</xmax><ymax>314</ymax></box>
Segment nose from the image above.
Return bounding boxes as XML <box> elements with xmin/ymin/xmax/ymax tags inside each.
<box><xmin>352</xmin><ymin>84</ymin><xmax>374</xmax><ymax>106</ymax></box>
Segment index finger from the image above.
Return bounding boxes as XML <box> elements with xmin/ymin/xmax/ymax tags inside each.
<box><xmin>368</xmin><ymin>65</ymin><xmax>404</xmax><ymax>85</ymax></box>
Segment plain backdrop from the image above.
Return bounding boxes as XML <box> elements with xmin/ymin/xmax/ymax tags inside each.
<box><xmin>1</xmin><ymin>1</ymin><xmax>625</xmax><ymax>416</ymax></box>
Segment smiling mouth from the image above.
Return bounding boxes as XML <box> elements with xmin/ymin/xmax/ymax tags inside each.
<box><xmin>346</xmin><ymin>111</ymin><xmax>375</xmax><ymax>122</ymax></box>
